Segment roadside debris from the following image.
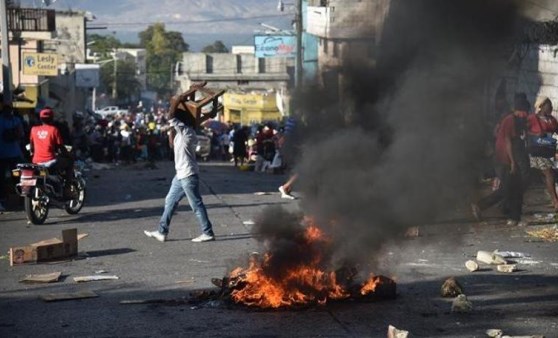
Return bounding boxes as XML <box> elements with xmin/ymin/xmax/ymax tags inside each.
<box><xmin>242</xmin><ymin>220</ymin><xmax>255</xmax><ymax>226</ymax></box>
<box><xmin>485</xmin><ymin>329</ymin><xmax>545</xmax><ymax>338</ymax></box>
<box><xmin>496</xmin><ymin>264</ymin><xmax>517</xmax><ymax>273</ymax></box>
<box><xmin>526</xmin><ymin>226</ymin><xmax>558</xmax><ymax>242</ymax></box>
<box><xmin>387</xmin><ymin>325</ymin><xmax>410</xmax><ymax>338</ymax></box>
<box><xmin>73</xmin><ymin>275</ymin><xmax>119</xmax><ymax>283</ymax></box>
<box><xmin>486</xmin><ymin>329</ymin><xmax>503</xmax><ymax>337</ymax></box>
<box><xmin>494</xmin><ymin>250</ymin><xmax>530</xmax><ymax>259</ymax></box>
<box><xmin>40</xmin><ymin>290</ymin><xmax>98</xmax><ymax>302</ymax></box>
<box><xmin>476</xmin><ymin>250</ymin><xmax>507</xmax><ymax>265</ymax></box>
<box><xmin>404</xmin><ymin>226</ymin><xmax>420</xmax><ymax>238</ymax></box>
<box><xmin>254</xmin><ymin>192</ymin><xmax>271</xmax><ymax>195</ymax></box>
<box><xmin>19</xmin><ymin>272</ymin><xmax>62</xmax><ymax>283</ymax></box>
<box><xmin>120</xmin><ymin>298</ymin><xmax>189</xmax><ymax>305</ymax></box>
<box><xmin>451</xmin><ymin>294</ymin><xmax>473</xmax><ymax>313</ymax></box>
<box><xmin>9</xmin><ymin>229</ymin><xmax>87</xmax><ymax>266</ymax></box>
<box><xmin>465</xmin><ymin>260</ymin><xmax>479</xmax><ymax>272</ymax></box>
<box><xmin>441</xmin><ymin>277</ymin><xmax>463</xmax><ymax>297</ymax></box>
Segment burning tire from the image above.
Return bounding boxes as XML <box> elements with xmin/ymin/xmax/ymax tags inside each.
<box><xmin>24</xmin><ymin>187</ymin><xmax>49</xmax><ymax>225</ymax></box>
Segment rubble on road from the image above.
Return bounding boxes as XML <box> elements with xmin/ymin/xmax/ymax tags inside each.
<box><xmin>496</xmin><ymin>264</ymin><xmax>517</xmax><ymax>273</ymax></box>
<box><xmin>19</xmin><ymin>272</ymin><xmax>62</xmax><ymax>283</ymax></box>
<box><xmin>476</xmin><ymin>250</ymin><xmax>507</xmax><ymax>265</ymax></box>
<box><xmin>451</xmin><ymin>294</ymin><xmax>473</xmax><ymax>313</ymax></box>
<box><xmin>73</xmin><ymin>275</ymin><xmax>119</xmax><ymax>283</ymax></box>
<box><xmin>387</xmin><ymin>325</ymin><xmax>410</xmax><ymax>338</ymax></box>
<box><xmin>526</xmin><ymin>226</ymin><xmax>558</xmax><ymax>242</ymax></box>
<box><xmin>40</xmin><ymin>290</ymin><xmax>98</xmax><ymax>302</ymax></box>
<box><xmin>441</xmin><ymin>277</ymin><xmax>463</xmax><ymax>297</ymax></box>
<box><xmin>465</xmin><ymin>260</ymin><xmax>479</xmax><ymax>272</ymax></box>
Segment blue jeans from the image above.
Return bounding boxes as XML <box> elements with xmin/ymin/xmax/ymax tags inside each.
<box><xmin>158</xmin><ymin>175</ymin><xmax>214</xmax><ymax>236</ymax></box>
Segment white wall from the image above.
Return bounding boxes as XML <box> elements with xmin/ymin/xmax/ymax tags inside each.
<box><xmin>504</xmin><ymin>44</ymin><xmax>558</xmax><ymax>114</ymax></box>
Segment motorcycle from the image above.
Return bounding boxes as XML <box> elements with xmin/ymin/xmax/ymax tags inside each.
<box><xmin>12</xmin><ymin>152</ymin><xmax>86</xmax><ymax>225</ymax></box>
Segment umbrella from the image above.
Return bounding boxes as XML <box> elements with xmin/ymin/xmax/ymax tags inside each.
<box><xmin>202</xmin><ymin>120</ymin><xmax>228</xmax><ymax>133</ymax></box>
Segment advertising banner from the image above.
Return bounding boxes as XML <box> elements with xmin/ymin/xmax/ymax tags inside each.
<box><xmin>254</xmin><ymin>35</ymin><xmax>296</xmax><ymax>58</ymax></box>
<box><xmin>22</xmin><ymin>52</ymin><xmax>58</xmax><ymax>76</ymax></box>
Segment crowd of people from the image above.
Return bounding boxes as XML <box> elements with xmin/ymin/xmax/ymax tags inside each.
<box><xmin>0</xmin><ymin>95</ymin><xmax>300</xmax><ymax>211</ymax></box>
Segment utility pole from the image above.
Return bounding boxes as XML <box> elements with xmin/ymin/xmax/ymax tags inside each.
<box><xmin>1</xmin><ymin>0</ymin><xmax>13</xmax><ymax>104</ymax></box>
<box><xmin>111</xmin><ymin>50</ymin><xmax>117</xmax><ymax>100</ymax></box>
<box><xmin>295</xmin><ymin>0</ymin><xmax>303</xmax><ymax>87</ymax></box>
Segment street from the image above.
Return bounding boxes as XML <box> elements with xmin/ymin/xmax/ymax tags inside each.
<box><xmin>0</xmin><ymin>160</ymin><xmax>557</xmax><ymax>338</ymax></box>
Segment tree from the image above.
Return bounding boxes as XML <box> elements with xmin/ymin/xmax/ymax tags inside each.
<box><xmin>201</xmin><ymin>40</ymin><xmax>229</xmax><ymax>53</ymax></box>
<box><xmin>138</xmin><ymin>23</ymin><xmax>189</xmax><ymax>96</ymax></box>
<box><xmin>99</xmin><ymin>59</ymin><xmax>142</xmax><ymax>103</ymax></box>
<box><xmin>87</xmin><ymin>33</ymin><xmax>122</xmax><ymax>58</ymax></box>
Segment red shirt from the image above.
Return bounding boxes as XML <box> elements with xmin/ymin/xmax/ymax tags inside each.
<box><xmin>527</xmin><ymin>114</ymin><xmax>558</xmax><ymax>135</ymax></box>
<box><xmin>494</xmin><ymin>114</ymin><xmax>517</xmax><ymax>165</ymax></box>
<box><xmin>30</xmin><ymin>124</ymin><xmax>64</xmax><ymax>163</ymax></box>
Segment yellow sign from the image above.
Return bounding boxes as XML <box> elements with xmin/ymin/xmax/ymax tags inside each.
<box><xmin>223</xmin><ymin>93</ymin><xmax>278</xmax><ymax>110</ymax></box>
<box><xmin>22</xmin><ymin>52</ymin><xmax>58</xmax><ymax>76</ymax></box>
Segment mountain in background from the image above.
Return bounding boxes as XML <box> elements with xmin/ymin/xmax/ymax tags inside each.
<box><xmin>18</xmin><ymin>0</ymin><xmax>293</xmax><ymax>51</ymax></box>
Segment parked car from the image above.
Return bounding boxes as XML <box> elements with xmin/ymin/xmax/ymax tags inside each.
<box><xmin>95</xmin><ymin>106</ymin><xmax>128</xmax><ymax>118</ymax></box>
<box><xmin>196</xmin><ymin>130</ymin><xmax>211</xmax><ymax>161</ymax></box>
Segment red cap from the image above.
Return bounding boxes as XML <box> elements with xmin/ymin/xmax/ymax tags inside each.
<box><xmin>39</xmin><ymin>108</ymin><xmax>53</xmax><ymax>119</ymax></box>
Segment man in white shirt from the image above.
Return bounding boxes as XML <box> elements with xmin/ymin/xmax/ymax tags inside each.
<box><xmin>144</xmin><ymin>85</ymin><xmax>217</xmax><ymax>243</ymax></box>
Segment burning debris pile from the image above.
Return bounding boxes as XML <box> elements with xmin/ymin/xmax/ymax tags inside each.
<box><xmin>212</xmin><ymin>216</ymin><xmax>395</xmax><ymax>309</ymax></box>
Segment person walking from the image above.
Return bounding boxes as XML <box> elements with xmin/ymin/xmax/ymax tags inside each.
<box><xmin>144</xmin><ymin>86</ymin><xmax>216</xmax><ymax>243</ymax></box>
<box><xmin>526</xmin><ymin>97</ymin><xmax>558</xmax><ymax>210</ymax></box>
<box><xmin>278</xmin><ymin>116</ymin><xmax>299</xmax><ymax>199</ymax></box>
<box><xmin>472</xmin><ymin>97</ymin><xmax>529</xmax><ymax>225</ymax></box>
<box><xmin>232</xmin><ymin>126</ymin><xmax>248</xmax><ymax>167</ymax></box>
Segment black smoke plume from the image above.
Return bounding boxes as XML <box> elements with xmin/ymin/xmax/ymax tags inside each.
<box><xmin>254</xmin><ymin>0</ymin><xmax>527</xmax><ymax>272</ymax></box>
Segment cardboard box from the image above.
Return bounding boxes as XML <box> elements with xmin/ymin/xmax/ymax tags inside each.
<box><xmin>9</xmin><ymin>229</ymin><xmax>78</xmax><ymax>266</ymax></box>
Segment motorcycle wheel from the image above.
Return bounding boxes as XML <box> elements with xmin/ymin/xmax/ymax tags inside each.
<box><xmin>24</xmin><ymin>188</ymin><xmax>49</xmax><ymax>225</ymax></box>
<box><xmin>64</xmin><ymin>179</ymin><xmax>86</xmax><ymax>215</ymax></box>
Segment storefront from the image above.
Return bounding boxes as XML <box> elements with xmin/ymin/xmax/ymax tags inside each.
<box><xmin>223</xmin><ymin>91</ymin><xmax>282</xmax><ymax>126</ymax></box>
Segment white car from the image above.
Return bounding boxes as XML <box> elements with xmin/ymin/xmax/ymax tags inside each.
<box><xmin>95</xmin><ymin>106</ymin><xmax>128</xmax><ymax>118</ymax></box>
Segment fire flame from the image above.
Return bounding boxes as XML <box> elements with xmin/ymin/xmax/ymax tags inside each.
<box><xmin>228</xmin><ymin>224</ymin><xmax>384</xmax><ymax>308</ymax></box>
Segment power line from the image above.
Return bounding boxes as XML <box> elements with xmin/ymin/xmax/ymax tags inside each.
<box><xmin>89</xmin><ymin>14</ymin><xmax>291</xmax><ymax>28</ymax></box>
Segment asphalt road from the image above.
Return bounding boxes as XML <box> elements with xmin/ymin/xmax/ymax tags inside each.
<box><xmin>0</xmin><ymin>160</ymin><xmax>557</xmax><ymax>338</ymax></box>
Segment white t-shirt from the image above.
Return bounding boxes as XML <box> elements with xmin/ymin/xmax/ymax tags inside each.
<box><xmin>169</xmin><ymin>118</ymin><xmax>199</xmax><ymax>179</ymax></box>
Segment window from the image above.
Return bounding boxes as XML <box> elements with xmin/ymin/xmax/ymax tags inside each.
<box><xmin>258</xmin><ymin>58</ymin><xmax>266</xmax><ymax>73</ymax></box>
<box><xmin>236</xmin><ymin>55</ymin><xmax>242</xmax><ymax>73</ymax></box>
<box><xmin>206</xmin><ymin>55</ymin><xmax>213</xmax><ymax>74</ymax></box>
<box><xmin>323</xmin><ymin>39</ymin><xmax>328</xmax><ymax>54</ymax></box>
<box><xmin>237</xmin><ymin>80</ymin><xmax>249</xmax><ymax>85</ymax></box>
<box><xmin>332</xmin><ymin>41</ymin><xmax>339</xmax><ymax>58</ymax></box>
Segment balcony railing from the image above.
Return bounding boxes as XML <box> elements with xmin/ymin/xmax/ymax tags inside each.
<box><xmin>7</xmin><ymin>8</ymin><xmax>56</xmax><ymax>32</ymax></box>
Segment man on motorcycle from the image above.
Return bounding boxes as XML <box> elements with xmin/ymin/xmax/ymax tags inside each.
<box><xmin>29</xmin><ymin>108</ymin><xmax>74</xmax><ymax>193</ymax></box>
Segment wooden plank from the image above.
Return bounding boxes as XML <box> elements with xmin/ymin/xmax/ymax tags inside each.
<box><xmin>73</xmin><ymin>275</ymin><xmax>119</xmax><ymax>283</ymax></box>
<box><xmin>30</xmin><ymin>238</ymin><xmax>62</xmax><ymax>247</ymax></box>
<box><xmin>40</xmin><ymin>290</ymin><xmax>98</xmax><ymax>302</ymax></box>
<box><xmin>19</xmin><ymin>272</ymin><xmax>62</xmax><ymax>283</ymax></box>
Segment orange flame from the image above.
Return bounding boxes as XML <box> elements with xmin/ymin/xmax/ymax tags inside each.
<box><xmin>228</xmin><ymin>225</ymin><xmax>385</xmax><ymax>308</ymax></box>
